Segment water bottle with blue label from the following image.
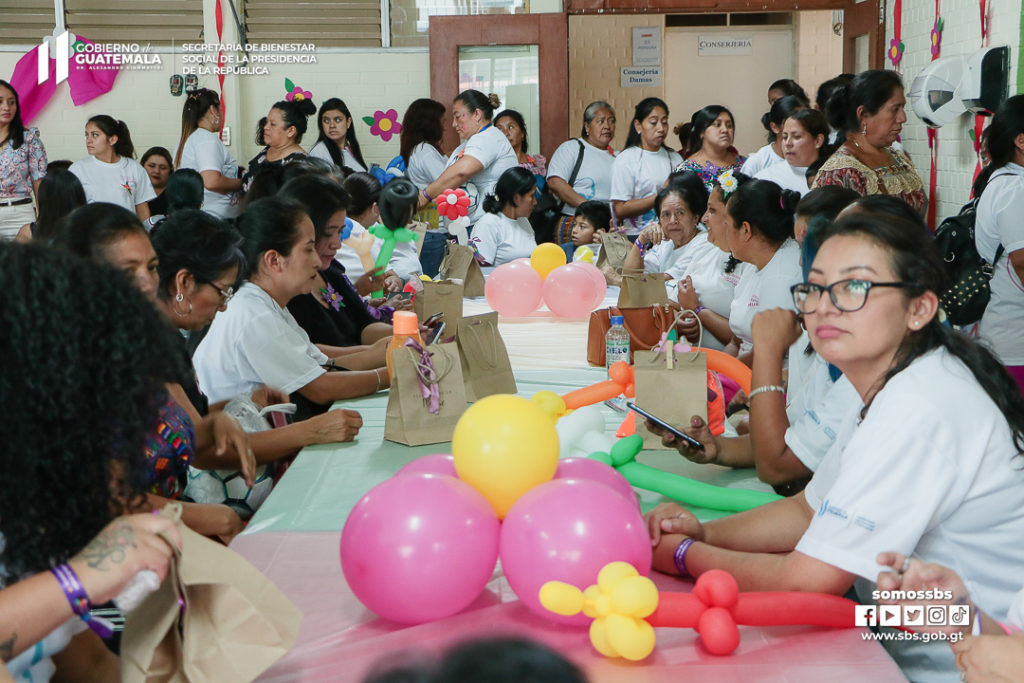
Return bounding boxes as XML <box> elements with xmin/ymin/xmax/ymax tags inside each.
<box><xmin>605</xmin><ymin>315</ymin><xmax>630</xmax><ymax>374</ymax></box>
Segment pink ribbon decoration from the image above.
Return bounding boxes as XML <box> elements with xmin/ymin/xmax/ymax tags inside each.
<box><xmin>404</xmin><ymin>338</ymin><xmax>441</xmax><ymax>415</ymax></box>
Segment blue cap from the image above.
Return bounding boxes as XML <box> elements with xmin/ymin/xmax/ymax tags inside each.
<box><xmin>610</xmin><ymin>315</ymin><xmax>624</xmax><ymax>325</ymax></box>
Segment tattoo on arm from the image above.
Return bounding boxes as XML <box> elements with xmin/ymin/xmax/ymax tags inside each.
<box><xmin>74</xmin><ymin>523</ymin><xmax>137</xmax><ymax>571</ymax></box>
<box><xmin>0</xmin><ymin>633</ymin><xmax>16</xmax><ymax>662</ymax></box>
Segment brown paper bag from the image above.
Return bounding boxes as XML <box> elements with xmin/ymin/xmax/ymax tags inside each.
<box><xmin>618</xmin><ymin>272</ymin><xmax>669</xmax><ymax>307</ymax></box>
<box><xmin>121</xmin><ymin>504</ymin><xmax>301</xmax><ymax>683</ymax></box>
<box><xmin>438</xmin><ymin>243</ymin><xmax>486</xmax><ymax>297</ymax></box>
<box><xmin>408</xmin><ymin>219</ymin><xmax>428</xmax><ymax>256</ymax></box>
<box><xmin>384</xmin><ymin>342</ymin><xmax>467</xmax><ymax>445</ymax></box>
<box><xmin>595</xmin><ymin>232</ymin><xmax>632</xmax><ymax>271</ymax></box>
<box><xmin>632</xmin><ymin>349</ymin><xmax>708</xmax><ymax>450</ymax></box>
<box><xmin>413</xmin><ymin>279</ymin><xmax>464</xmax><ymax>332</ymax></box>
<box><xmin>456</xmin><ymin>312</ymin><xmax>517</xmax><ymax>401</ymax></box>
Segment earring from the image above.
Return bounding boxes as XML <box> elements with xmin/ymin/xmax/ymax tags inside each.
<box><xmin>173</xmin><ymin>291</ymin><xmax>193</xmax><ymax>317</ymax></box>
<box><xmin>861</xmin><ymin>123</ymin><xmax>867</xmax><ymax>136</ymax></box>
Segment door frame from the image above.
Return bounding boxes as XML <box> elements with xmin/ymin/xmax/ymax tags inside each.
<box><xmin>429</xmin><ymin>13</ymin><xmax>569</xmax><ymax>159</ymax></box>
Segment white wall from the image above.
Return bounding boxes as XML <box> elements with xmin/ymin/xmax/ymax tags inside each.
<box><xmin>888</xmin><ymin>0</ymin><xmax>1022</xmax><ymax>221</ymax></box>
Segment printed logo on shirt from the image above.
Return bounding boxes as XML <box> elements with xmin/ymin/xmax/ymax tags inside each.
<box><xmin>853</xmin><ymin>516</ymin><xmax>876</xmax><ymax>532</ymax></box>
<box><xmin>748</xmin><ymin>295</ymin><xmax>760</xmax><ymax>308</ymax></box>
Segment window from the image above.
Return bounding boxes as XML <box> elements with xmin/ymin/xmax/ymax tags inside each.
<box><xmin>244</xmin><ymin>0</ymin><xmax>383</xmax><ymax>48</ymax></box>
<box><xmin>1</xmin><ymin>0</ymin><xmax>56</xmax><ymax>45</ymax></box>
<box><xmin>391</xmin><ymin>0</ymin><xmax>529</xmax><ymax>47</ymax></box>
<box><xmin>65</xmin><ymin>0</ymin><xmax>203</xmax><ymax>44</ymax></box>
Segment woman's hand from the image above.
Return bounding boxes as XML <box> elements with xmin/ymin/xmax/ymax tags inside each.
<box><xmin>644</xmin><ymin>502</ymin><xmax>706</xmax><ymax>547</ymax></box>
<box><xmin>70</xmin><ymin>514</ymin><xmax>182</xmax><ymax>605</ymax></box>
<box><xmin>751</xmin><ymin>309</ymin><xmax>803</xmax><ymax>359</ymax></box>
<box><xmin>354</xmin><ymin>267</ymin><xmax>389</xmax><ymax>297</ymax></box>
<box><xmin>212</xmin><ymin>505</ymin><xmax>245</xmax><ymax>545</ymax></box>
<box><xmin>637</xmin><ymin>223</ymin><xmax>665</xmax><ymax>246</ymax></box>
<box><xmin>876</xmin><ymin>552</ymin><xmax>973</xmax><ymax>637</ymax></box>
<box><xmin>645</xmin><ymin>415</ymin><xmax>719</xmax><ymax>465</ymax></box>
<box><xmin>952</xmin><ymin>634</ymin><xmax>1024</xmax><ymax>683</ymax></box>
<box><xmin>383</xmin><ymin>272</ymin><xmax>403</xmax><ymax>294</ymax></box>
<box><xmin>305</xmin><ymin>409</ymin><xmax>364</xmax><ymax>444</ymax></box>
<box><xmin>211</xmin><ymin>412</ymin><xmax>256</xmax><ymax>487</ymax></box>
<box><xmin>677</xmin><ymin>276</ymin><xmax>701</xmax><ymax>311</ymax></box>
<box><xmin>250</xmin><ymin>385</ymin><xmax>289</xmax><ymax>409</ymax></box>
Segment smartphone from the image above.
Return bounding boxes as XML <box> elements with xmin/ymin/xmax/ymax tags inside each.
<box><xmin>425</xmin><ymin>321</ymin><xmax>446</xmax><ymax>345</ymax></box>
<box><xmin>422</xmin><ymin>312</ymin><xmax>444</xmax><ymax>327</ymax></box>
<box><xmin>625</xmin><ymin>402</ymin><xmax>705</xmax><ymax>451</ymax></box>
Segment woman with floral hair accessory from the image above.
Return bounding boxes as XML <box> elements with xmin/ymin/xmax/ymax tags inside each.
<box><xmin>241</xmin><ymin>85</ymin><xmax>315</xmax><ymax>194</ymax></box>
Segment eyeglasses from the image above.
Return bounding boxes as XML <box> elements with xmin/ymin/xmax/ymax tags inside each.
<box><xmin>790</xmin><ymin>279</ymin><xmax>918</xmax><ymax>314</ymax></box>
<box><xmin>207</xmin><ymin>282</ymin><xmax>234</xmax><ymax>304</ymax></box>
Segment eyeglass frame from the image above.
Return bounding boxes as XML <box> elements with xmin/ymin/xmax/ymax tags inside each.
<box><xmin>789</xmin><ymin>279</ymin><xmax>919</xmax><ymax>314</ymax></box>
<box><xmin>205</xmin><ymin>281</ymin><xmax>235</xmax><ymax>304</ymax></box>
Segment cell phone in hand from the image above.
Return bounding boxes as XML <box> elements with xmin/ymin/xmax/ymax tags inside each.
<box><xmin>625</xmin><ymin>402</ymin><xmax>705</xmax><ymax>451</ymax></box>
<box><xmin>422</xmin><ymin>312</ymin><xmax>444</xmax><ymax>327</ymax></box>
<box><xmin>425</xmin><ymin>321</ymin><xmax>446</xmax><ymax>345</ymax></box>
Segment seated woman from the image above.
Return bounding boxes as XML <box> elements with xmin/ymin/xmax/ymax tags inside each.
<box><xmin>560</xmin><ymin>199</ymin><xmax>610</xmax><ymax>262</ymax></box>
<box><xmin>194</xmin><ymin>197</ymin><xmax>390</xmax><ymax>418</ymax></box>
<box><xmin>741</xmin><ymin>95</ymin><xmax>806</xmax><ymax>178</ymax></box>
<box><xmin>339</xmin><ymin>172</ymin><xmax>420</xmax><ymax>291</ymax></box>
<box><xmin>54</xmin><ymin>203</ymin><xmax>253</xmax><ymax>542</ymax></box>
<box><xmin>0</xmin><ymin>242</ymin><xmax>182</xmax><ymax>680</ymax></box>
<box><xmin>755</xmin><ymin>109</ymin><xmax>830</xmax><ymax>196</ymax></box>
<box><xmin>146</xmin><ymin>168</ymin><xmax>204</xmax><ymax>229</ymax></box>
<box><xmin>674</xmin><ymin>105</ymin><xmax>746</xmax><ymax>191</ymax></box>
<box><xmin>645</xmin><ymin>213</ymin><xmax>1024</xmax><ymax>682</ymax></box>
<box><xmin>141</xmin><ymin>146</ymin><xmax>173</xmax><ymax>217</ymax></box>
<box><xmin>472</xmin><ymin>166</ymin><xmax>538</xmax><ymax>266</ymax></box>
<box><xmin>494</xmin><ymin>109</ymin><xmax>547</xmax><ymax>185</ymax></box>
<box><xmin>278</xmin><ymin>174</ymin><xmax>394</xmax><ymax>348</ymax></box>
<box><xmin>15</xmin><ymin>170</ymin><xmax>85</xmax><ymax>243</ymax></box>
<box><xmin>149</xmin><ymin>208</ymin><xmax>365</xmax><ymax>459</ymax></box>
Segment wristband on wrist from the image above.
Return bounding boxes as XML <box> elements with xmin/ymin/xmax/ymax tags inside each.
<box><xmin>374</xmin><ymin>368</ymin><xmax>383</xmax><ymax>392</ymax></box>
<box><xmin>748</xmin><ymin>384</ymin><xmax>786</xmax><ymax>399</ymax></box>
<box><xmin>422</xmin><ymin>188</ymin><xmax>432</xmax><ymax>202</ymax></box>
<box><xmin>50</xmin><ymin>564</ymin><xmax>114</xmax><ymax>639</ymax></box>
<box><xmin>673</xmin><ymin>538</ymin><xmax>696</xmax><ymax>577</ymax></box>
<box><xmin>693</xmin><ymin>305</ymin><xmax>707</xmax><ymax>315</ymax></box>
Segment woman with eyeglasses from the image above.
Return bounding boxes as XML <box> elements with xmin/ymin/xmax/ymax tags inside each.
<box><xmin>644</xmin><ymin>213</ymin><xmax>1024</xmax><ymax>682</ymax></box>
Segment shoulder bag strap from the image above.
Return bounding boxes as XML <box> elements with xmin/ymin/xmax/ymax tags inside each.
<box><xmin>555</xmin><ymin>139</ymin><xmax>588</xmax><ymax>214</ymax></box>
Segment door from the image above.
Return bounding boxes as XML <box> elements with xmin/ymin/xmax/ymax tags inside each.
<box><xmin>843</xmin><ymin>0</ymin><xmax>885</xmax><ymax>72</ymax></box>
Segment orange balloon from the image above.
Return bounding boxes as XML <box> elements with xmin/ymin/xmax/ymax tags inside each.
<box><xmin>562</xmin><ymin>380</ymin><xmax>624</xmax><ymax>410</ymax></box>
<box><xmin>702</xmin><ymin>349</ymin><xmax>752</xmax><ymax>395</ymax></box>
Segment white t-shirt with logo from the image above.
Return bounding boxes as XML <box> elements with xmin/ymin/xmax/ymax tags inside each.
<box><xmin>797</xmin><ymin>347</ymin><xmax>1024</xmax><ymax>682</ymax></box>
<box><xmin>755</xmin><ymin>161</ymin><xmax>812</xmax><ymax>196</ymax></box>
<box><xmin>976</xmin><ymin>163</ymin><xmax>1024</xmax><ymax>365</ymax></box>
<box><xmin>666</xmin><ymin>244</ymin><xmax>747</xmax><ymax>351</ymax></box>
<box><xmin>547</xmin><ymin>138</ymin><xmax>617</xmax><ymax>216</ymax></box>
<box><xmin>308</xmin><ymin>141</ymin><xmax>367</xmax><ymax>172</ymax></box>
<box><xmin>609</xmin><ymin>146</ymin><xmax>683</xmax><ymax>235</ymax></box>
<box><xmin>728</xmin><ymin>239</ymin><xmax>802</xmax><ymax>355</ymax></box>
<box><xmin>194</xmin><ymin>282</ymin><xmax>328</xmax><ymax>403</ymax></box>
<box><xmin>740</xmin><ymin>143</ymin><xmax>785</xmax><ymax>177</ymax></box>
<box><xmin>445</xmin><ymin>125</ymin><xmax>518</xmax><ymax>225</ymax></box>
<box><xmin>175</xmin><ymin>128</ymin><xmax>240</xmax><ymax>219</ymax></box>
<box><xmin>69</xmin><ymin>156</ymin><xmax>156</xmax><ymax>211</ymax></box>
<box><xmin>470</xmin><ymin>212</ymin><xmax>536</xmax><ymax>266</ymax></box>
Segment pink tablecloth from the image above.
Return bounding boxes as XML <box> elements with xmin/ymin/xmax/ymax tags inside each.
<box><xmin>232</xmin><ymin>532</ymin><xmax>908</xmax><ymax>683</ymax></box>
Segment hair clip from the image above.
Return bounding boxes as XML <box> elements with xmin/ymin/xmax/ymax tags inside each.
<box><xmin>717</xmin><ymin>169</ymin><xmax>738</xmax><ymax>197</ymax></box>
<box><xmin>780</xmin><ymin>196</ymin><xmax>786</xmax><ymax>210</ymax></box>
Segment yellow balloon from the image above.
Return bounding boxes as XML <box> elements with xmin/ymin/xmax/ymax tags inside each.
<box><xmin>590</xmin><ymin>620</ymin><xmax>617</xmax><ymax>658</ymax></box>
<box><xmin>574</xmin><ymin>245</ymin><xmax>595</xmax><ymax>263</ymax></box>
<box><xmin>539</xmin><ymin>581</ymin><xmax>584</xmax><ymax>616</ymax></box>
<box><xmin>452</xmin><ymin>394</ymin><xmax>559</xmax><ymax>518</ymax></box>
<box><xmin>611</xmin><ymin>576</ymin><xmax>659</xmax><ymax>618</ymax></box>
<box><xmin>530</xmin><ymin>242</ymin><xmax>568</xmax><ymax>280</ymax></box>
<box><xmin>530</xmin><ymin>390</ymin><xmax>567</xmax><ymax>422</ymax></box>
<box><xmin>605</xmin><ymin>613</ymin><xmax>656</xmax><ymax>661</ymax></box>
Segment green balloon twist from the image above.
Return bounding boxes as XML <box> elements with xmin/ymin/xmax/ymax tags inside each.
<box><xmin>368</xmin><ymin>178</ymin><xmax>419</xmax><ymax>298</ymax></box>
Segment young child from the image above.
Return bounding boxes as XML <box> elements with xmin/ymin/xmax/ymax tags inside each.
<box><xmin>561</xmin><ymin>200</ymin><xmax>610</xmax><ymax>261</ymax></box>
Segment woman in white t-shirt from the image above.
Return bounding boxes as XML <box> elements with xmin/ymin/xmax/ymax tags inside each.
<box><xmin>194</xmin><ymin>197</ymin><xmax>389</xmax><ymax>415</ymax></box>
<box><xmin>547</xmin><ymin>101</ymin><xmax>618</xmax><ymax>243</ymax></box>
<box><xmin>400</xmin><ymin>98</ymin><xmax>450</xmax><ymax>277</ymax></box>
<box><xmin>69</xmin><ymin>115</ymin><xmax>155</xmax><ymax>220</ymax></box>
<box><xmin>755</xmin><ymin>109</ymin><xmax>829</xmax><ymax>197</ymax></box>
<box><xmin>721</xmin><ymin>179</ymin><xmax>803</xmax><ymax>363</ymax></box>
<box><xmin>471</xmin><ymin>166</ymin><xmax>537</xmax><ymax>266</ymax></box>
<box><xmin>173</xmin><ymin>88</ymin><xmax>243</xmax><ymax>219</ymax></box>
<box><xmin>645</xmin><ymin>213</ymin><xmax>1024</xmax><ymax>683</ymax></box>
<box><xmin>610</xmin><ymin>97</ymin><xmax>683</xmax><ymax>235</ymax></box>
<box><xmin>975</xmin><ymin>95</ymin><xmax>1024</xmax><ymax>390</ymax></box>
<box><xmin>416</xmin><ymin>90</ymin><xmax>518</xmax><ymax>226</ymax></box>
<box><xmin>309</xmin><ymin>98</ymin><xmax>368</xmax><ymax>174</ymax></box>
<box><xmin>742</xmin><ymin>94</ymin><xmax>806</xmax><ymax>177</ymax></box>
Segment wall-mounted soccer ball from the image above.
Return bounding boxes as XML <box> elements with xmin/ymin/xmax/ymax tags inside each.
<box><xmin>184</xmin><ymin>463</ymin><xmax>275</xmax><ymax>521</ymax></box>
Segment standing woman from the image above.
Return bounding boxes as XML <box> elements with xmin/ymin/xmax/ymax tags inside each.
<box><xmin>755</xmin><ymin>109</ymin><xmax>829</xmax><ymax>196</ymax></box>
<box><xmin>610</xmin><ymin>97</ymin><xmax>682</xmax><ymax>235</ymax></box>
<box><xmin>742</xmin><ymin>95</ymin><xmax>806</xmax><ymax>177</ymax></box>
<box><xmin>674</xmin><ymin>105</ymin><xmax>746</xmax><ymax>191</ymax></box>
<box><xmin>400</xmin><ymin>98</ymin><xmax>449</xmax><ymax>277</ymax></box>
<box><xmin>975</xmin><ymin>95</ymin><xmax>1024</xmax><ymax>391</ymax></box>
<box><xmin>494</xmin><ymin>109</ymin><xmax>547</xmax><ymax>180</ymax></box>
<box><xmin>174</xmin><ymin>88</ymin><xmax>243</xmax><ymax>219</ymax></box>
<box><xmin>472</xmin><ymin>166</ymin><xmax>538</xmax><ymax>266</ymax></box>
<box><xmin>309</xmin><ymin>98</ymin><xmax>368</xmax><ymax>174</ymax></box>
<box><xmin>141</xmin><ymin>146</ymin><xmax>173</xmax><ymax>217</ymax></box>
<box><xmin>69</xmin><ymin>115</ymin><xmax>155</xmax><ymax>220</ymax></box>
<box><xmin>811</xmin><ymin>70</ymin><xmax>925</xmax><ymax>215</ymax></box>
<box><xmin>241</xmin><ymin>98</ymin><xmax>315</xmax><ymax>194</ymax></box>
<box><xmin>547</xmin><ymin>101</ymin><xmax>617</xmax><ymax>244</ymax></box>
<box><xmin>416</xmin><ymin>90</ymin><xmax>517</xmax><ymax>227</ymax></box>
<box><xmin>0</xmin><ymin>80</ymin><xmax>47</xmax><ymax>240</ymax></box>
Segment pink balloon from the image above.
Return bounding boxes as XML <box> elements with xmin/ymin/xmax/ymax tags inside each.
<box><xmin>341</xmin><ymin>473</ymin><xmax>500</xmax><ymax>624</ymax></box>
<box><xmin>566</xmin><ymin>261</ymin><xmax>607</xmax><ymax>309</ymax></box>
<box><xmin>396</xmin><ymin>454</ymin><xmax>456</xmax><ymax>478</ymax></box>
<box><xmin>554</xmin><ymin>458</ymin><xmax>639</xmax><ymax>511</ymax></box>
<box><xmin>485</xmin><ymin>261</ymin><xmax>543</xmax><ymax>317</ymax></box>
<box><xmin>499</xmin><ymin>478</ymin><xmax>652</xmax><ymax>625</ymax></box>
<box><xmin>542</xmin><ymin>264</ymin><xmax>597</xmax><ymax>318</ymax></box>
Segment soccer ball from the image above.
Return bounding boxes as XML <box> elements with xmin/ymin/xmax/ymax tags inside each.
<box><xmin>184</xmin><ymin>463</ymin><xmax>275</xmax><ymax>521</ymax></box>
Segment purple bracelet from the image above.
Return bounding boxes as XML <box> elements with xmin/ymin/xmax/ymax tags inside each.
<box><xmin>673</xmin><ymin>538</ymin><xmax>696</xmax><ymax>577</ymax></box>
<box><xmin>50</xmin><ymin>564</ymin><xmax>113</xmax><ymax>639</ymax></box>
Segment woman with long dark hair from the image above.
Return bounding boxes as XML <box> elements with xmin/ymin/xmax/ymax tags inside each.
<box><xmin>754</xmin><ymin>109</ymin><xmax>829</xmax><ymax>196</ymax></box>
<box><xmin>742</xmin><ymin>95</ymin><xmax>806</xmax><ymax>177</ymax></box>
<box><xmin>646</xmin><ymin>213</ymin><xmax>1024</xmax><ymax>681</ymax></box>
<box><xmin>141</xmin><ymin>146</ymin><xmax>173</xmax><ymax>217</ymax></box>
<box><xmin>14</xmin><ymin>170</ymin><xmax>85</xmax><ymax>243</ymax></box>
<box><xmin>400</xmin><ymin>98</ymin><xmax>449</xmax><ymax>277</ymax></box>
<box><xmin>0</xmin><ymin>79</ymin><xmax>47</xmax><ymax>240</ymax></box>
<box><xmin>309</xmin><ymin>97</ymin><xmax>367</xmax><ymax>173</ymax></box>
<box><xmin>69</xmin><ymin>114</ymin><xmax>154</xmax><ymax>220</ymax></box>
<box><xmin>174</xmin><ymin>88</ymin><xmax>242</xmax><ymax>219</ymax></box>
<box><xmin>674</xmin><ymin>105</ymin><xmax>745</xmax><ymax>191</ymax></box>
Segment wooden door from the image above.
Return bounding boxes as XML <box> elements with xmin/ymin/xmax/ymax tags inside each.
<box><xmin>843</xmin><ymin>0</ymin><xmax>885</xmax><ymax>72</ymax></box>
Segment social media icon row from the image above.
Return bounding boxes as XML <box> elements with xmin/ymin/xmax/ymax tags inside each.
<box><xmin>854</xmin><ymin>604</ymin><xmax>970</xmax><ymax>627</ymax></box>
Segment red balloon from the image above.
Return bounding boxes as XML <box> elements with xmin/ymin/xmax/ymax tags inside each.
<box><xmin>698</xmin><ymin>606</ymin><xmax>741</xmax><ymax>656</ymax></box>
<box><xmin>693</xmin><ymin>569</ymin><xmax>739</xmax><ymax>609</ymax></box>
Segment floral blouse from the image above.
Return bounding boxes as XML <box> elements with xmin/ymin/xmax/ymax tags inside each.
<box><xmin>674</xmin><ymin>154</ymin><xmax>747</xmax><ymax>192</ymax></box>
<box><xmin>0</xmin><ymin>127</ymin><xmax>47</xmax><ymax>198</ymax></box>
<box><xmin>811</xmin><ymin>145</ymin><xmax>926</xmax><ymax>216</ymax></box>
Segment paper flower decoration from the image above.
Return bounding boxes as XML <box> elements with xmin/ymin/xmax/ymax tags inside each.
<box><xmin>437</xmin><ymin>188</ymin><xmax>470</xmax><ymax>220</ymax></box>
<box><xmin>362</xmin><ymin>109</ymin><xmax>402</xmax><ymax>142</ymax></box>
<box><xmin>717</xmin><ymin>169</ymin><xmax>738</xmax><ymax>197</ymax></box>
<box><xmin>320</xmin><ymin>283</ymin><xmax>344</xmax><ymax>311</ymax></box>
<box><xmin>930</xmin><ymin>18</ymin><xmax>943</xmax><ymax>58</ymax></box>
<box><xmin>284</xmin><ymin>78</ymin><xmax>311</xmax><ymax>102</ymax></box>
<box><xmin>888</xmin><ymin>38</ymin><xmax>904</xmax><ymax>66</ymax></box>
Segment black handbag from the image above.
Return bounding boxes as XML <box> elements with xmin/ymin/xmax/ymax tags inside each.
<box><xmin>528</xmin><ymin>140</ymin><xmax>585</xmax><ymax>244</ymax></box>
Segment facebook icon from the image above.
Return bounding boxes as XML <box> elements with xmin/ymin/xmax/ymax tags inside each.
<box><xmin>854</xmin><ymin>605</ymin><xmax>878</xmax><ymax>626</ymax></box>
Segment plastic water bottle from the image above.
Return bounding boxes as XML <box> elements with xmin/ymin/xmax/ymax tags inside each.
<box><xmin>605</xmin><ymin>315</ymin><xmax>630</xmax><ymax>374</ymax></box>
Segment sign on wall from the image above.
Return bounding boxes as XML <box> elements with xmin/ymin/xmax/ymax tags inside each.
<box><xmin>632</xmin><ymin>27</ymin><xmax>661</xmax><ymax>65</ymax></box>
<box><xmin>621</xmin><ymin>66</ymin><xmax>661</xmax><ymax>87</ymax></box>
<box><xmin>697</xmin><ymin>35</ymin><xmax>753</xmax><ymax>56</ymax></box>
